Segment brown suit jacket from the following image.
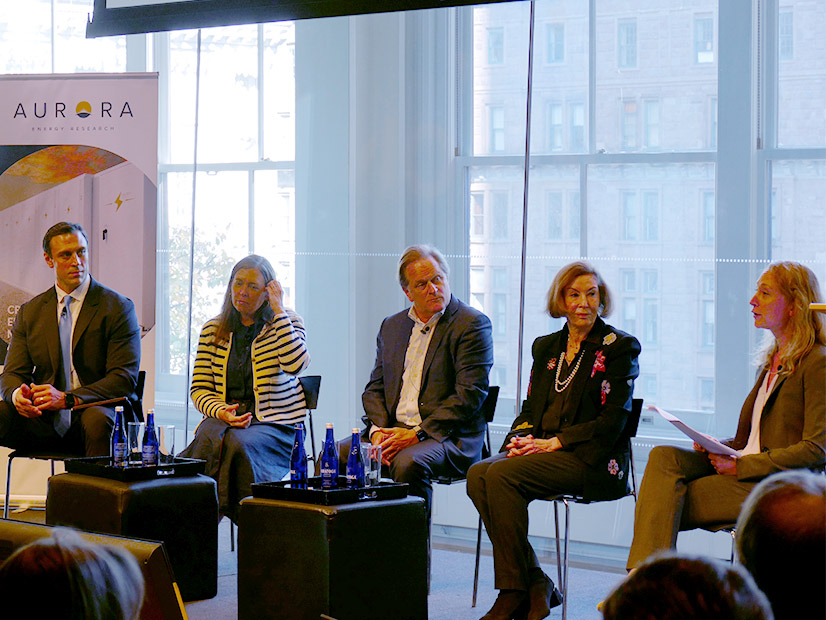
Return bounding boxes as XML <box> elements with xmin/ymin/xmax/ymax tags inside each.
<box><xmin>729</xmin><ymin>344</ymin><xmax>826</xmax><ymax>481</ymax></box>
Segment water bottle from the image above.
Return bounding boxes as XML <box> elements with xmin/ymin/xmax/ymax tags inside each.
<box><xmin>111</xmin><ymin>406</ymin><xmax>127</xmax><ymax>467</ymax></box>
<box><xmin>320</xmin><ymin>423</ymin><xmax>338</xmax><ymax>489</ymax></box>
<box><xmin>346</xmin><ymin>428</ymin><xmax>364</xmax><ymax>489</ymax></box>
<box><xmin>142</xmin><ymin>409</ymin><xmax>159</xmax><ymax>466</ymax></box>
<box><xmin>290</xmin><ymin>422</ymin><xmax>308</xmax><ymax>489</ymax></box>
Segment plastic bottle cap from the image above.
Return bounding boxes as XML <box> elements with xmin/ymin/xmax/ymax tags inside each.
<box><xmin>325</xmin><ymin>423</ymin><xmax>333</xmax><ymax>429</ymax></box>
<box><xmin>352</xmin><ymin>428</ymin><xmax>359</xmax><ymax>433</ymax></box>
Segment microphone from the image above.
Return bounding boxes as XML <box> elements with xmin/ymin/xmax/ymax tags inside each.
<box><xmin>421</xmin><ymin>325</ymin><xmax>430</xmax><ymax>334</ymax></box>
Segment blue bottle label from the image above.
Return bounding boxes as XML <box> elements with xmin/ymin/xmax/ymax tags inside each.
<box><xmin>142</xmin><ymin>443</ymin><xmax>158</xmax><ymax>466</ymax></box>
<box><xmin>113</xmin><ymin>443</ymin><xmax>128</xmax><ymax>466</ymax></box>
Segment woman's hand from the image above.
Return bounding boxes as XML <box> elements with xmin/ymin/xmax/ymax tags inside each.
<box><xmin>217</xmin><ymin>403</ymin><xmax>253</xmax><ymax>429</ymax></box>
<box><xmin>266</xmin><ymin>279</ymin><xmax>285</xmax><ymax>315</ymax></box>
<box><xmin>505</xmin><ymin>434</ymin><xmax>562</xmax><ymax>457</ymax></box>
<box><xmin>708</xmin><ymin>453</ymin><xmax>737</xmax><ymax>476</ymax></box>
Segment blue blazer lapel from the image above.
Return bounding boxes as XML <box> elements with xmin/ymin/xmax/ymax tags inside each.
<box><xmin>73</xmin><ymin>278</ymin><xmax>101</xmax><ymax>350</ymax></box>
<box><xmin>421</xmin><ymin>296</ymin><xmax>458</xmax><ymax>381</ymax></box>
<box><xmin>387</xmin><ymin>315</ymin><xmax>415</xmax><ymax>413</ymax></box>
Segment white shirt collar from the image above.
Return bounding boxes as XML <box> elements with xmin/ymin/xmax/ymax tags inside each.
<box><xmin>55</xmin><ymin>275</ymin><xmax>91</xmax><ymax>306</ymax></box>
<box><xmin>407</xmin><ymin>306</ymin><xmax>444</xmax><ymax>329</ymax></box>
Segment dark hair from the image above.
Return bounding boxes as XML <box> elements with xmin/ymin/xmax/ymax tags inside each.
<box><xmin>214</xmin><ymin>254</ymin><xmax>277</xmax><ymax>342</ymax></box>
<box><xmin>603</xmin><ymin>553</ymin><xmax>773</xmax><ymax>620</ymax></box>
<box><xmin>398</xmin><ymin>244</ymin><xmax>450</xmax><ymax>289</ymax></box>
<box><xmin>546</xmin><ymin>261</ymin><xmax>612</xmax><ymax>318</ymax></box>
<box><xmin>43</xmin><ymin>222</ymin><xmax>89</xmax><ymax>257</ymax></box>
<box><xmin>0</xmin><ymin>528</ymin><xmax>144</xmax><ymax>620</ymax></box>
<box><xmin>736</xmin><ymin>470</ymin><xmax>826</xmax><ymax>620</ymax></box>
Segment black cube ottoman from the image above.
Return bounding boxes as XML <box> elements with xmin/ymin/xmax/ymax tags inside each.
<box><xmin>46</xmin><ymin>472</ymin><xmax>218</xmax><ymax>602</ymax></box>
<box><xmin>238</xmin><ymin>495</ymin><xmax>428</xmax><ymax>620</ymax></box>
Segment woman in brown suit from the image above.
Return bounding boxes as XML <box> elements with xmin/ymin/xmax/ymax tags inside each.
<box><xmin>626</xmin><ymin>261</ymin><xmax>826</xmax><ymax>570</ymax></box>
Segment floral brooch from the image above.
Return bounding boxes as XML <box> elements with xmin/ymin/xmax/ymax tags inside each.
<box><xmin>591</xmin><ymin>350</ymin><xmax>606</xmax><ymax>377</ymax></box>
<box><xmin>603</xmin><ymin>333</ymin><xmax>617</xmax><ymax>346</ymax></box>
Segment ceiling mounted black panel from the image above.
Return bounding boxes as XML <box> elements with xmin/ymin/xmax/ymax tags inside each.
<box><xmin>86</xmin><ymin>0</ymin><xmax>519</xmax><ymax>38</ymax></box>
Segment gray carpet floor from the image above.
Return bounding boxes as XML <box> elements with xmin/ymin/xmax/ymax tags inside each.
<box><xmin>184</xmin><ymin>518</ymin><xmax>626</xmax><ymax>620</ymax></box>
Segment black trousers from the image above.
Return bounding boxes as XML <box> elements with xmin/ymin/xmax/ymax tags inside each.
<box><xmin>0</xmin><ymin>400</ymin><xmax>113</xmax><ymax>456</ymax></box>
<box><xmin>467</xmin><ymin>450</ymin><xmax>588</xmax><ymax>591</ymax></box>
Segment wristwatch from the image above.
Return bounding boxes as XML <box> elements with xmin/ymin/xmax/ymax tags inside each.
<box><xmin>64</xmin><ymin>392</ymin><xmax>76</xmax><ymax>409</ymax></box>
<box><xmin>413</xmin><ymin>425</ymin><xmax>428</xmax><ymax>442</ymax></box>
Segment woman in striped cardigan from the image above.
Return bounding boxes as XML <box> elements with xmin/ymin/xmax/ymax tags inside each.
<box><xmin>180</xmin><ymin>255</ymin><xmax>310</xmax><ymax>522</ymax></box>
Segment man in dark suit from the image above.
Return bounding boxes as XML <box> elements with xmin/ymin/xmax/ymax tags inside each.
<box><xmin>0</xmin><ymin>222</ymin><xmax>141</xmax><ymax>456</ymax></box>
<box><xmin>362</xmin><ymin>244</ymin><xmax>493</xmax><ymax>518</ymax></box>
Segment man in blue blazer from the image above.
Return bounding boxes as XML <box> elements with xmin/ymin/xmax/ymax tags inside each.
<box><xmin>0</xmin><ymin>222</ymin><xmax>141</xmax><ymax>456</ymax></box>
<box><xmin>362</xmin><ymin>244</ymin><xmax>494</xmax><ymax>519</ymax></box>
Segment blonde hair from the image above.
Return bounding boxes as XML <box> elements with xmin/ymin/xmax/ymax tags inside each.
<box><xmin>546</xmin><ymin>261</ymin><xmax>612</xmax><ymax>318</ymax></box>
<box><xmin>756</xmin><ymin>261</ymin><xmax>826</xmax><ymax>375</ymax></box>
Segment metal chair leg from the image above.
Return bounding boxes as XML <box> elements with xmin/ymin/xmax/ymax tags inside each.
<box><xmin>230</xmin><ymin>520</ymin><xmax>235</xmax><ymax>552</ymax></box>
<box><xmin>562</xmin><ymin>498</ymin><xmax>570</xmax><ymax>620</ymax></box>
<box><xmin>4</xmin><ymin>455</ymin><xmax>13</xmax><ymax>519</ymax></box>
<box><xmin>729</xmin><ymin>529</ymin><xmax>736</xmax><ymax>564</ymax></box>
<box><xmin>473</xmin><ymin>515</ymin><xmax>483</xmax><ymax>607</ymax></box>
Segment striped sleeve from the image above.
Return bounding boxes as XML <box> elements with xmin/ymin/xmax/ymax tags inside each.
<box><xmin>190</xmin><ymin>320</ymin><xmax>229</xmax><ymax>418</ymax></box>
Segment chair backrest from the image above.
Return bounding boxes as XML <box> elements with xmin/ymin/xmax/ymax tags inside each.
<box><xmin>481</xmin><ymin>386</ymin><xmax>500</xmax><ymax>459</ymax></box>
<box><xmin>298</xmin><ymin>375</ymin><xmax>322</xmax><ymax>463</ymax></box>
<box><xmin>625</xmin><ymin>398</ymin><xmax>643</xmax><ymax>497</ymax></box>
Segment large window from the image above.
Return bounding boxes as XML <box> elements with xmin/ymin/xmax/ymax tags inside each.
<box><xmin>4</xmin><ymin>0</ymin><xmax>824</xmax><ymax>563</ymax></box>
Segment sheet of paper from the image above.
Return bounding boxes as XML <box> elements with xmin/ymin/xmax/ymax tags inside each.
<box><xmin>648</xmin><ymin>405</ymin><xmax>742</xmax><ymax>457</ymax></box>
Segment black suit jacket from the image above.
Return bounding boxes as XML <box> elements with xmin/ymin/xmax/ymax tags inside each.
<box><xmin>362</xmin><ymin>295</ymin><xmax>493</xmax><ymax>449</ymax></box>
<box><xmin>0</xmin><ymin>277</ymin><xmax>141</xmax><ymax>411</ymax></box>
<box><xmin>504</xmin><ymin>317</ymin><xmax>641</xmax><ymax>500</ymax></box>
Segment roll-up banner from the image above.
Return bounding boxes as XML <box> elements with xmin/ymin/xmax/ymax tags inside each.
<box><xmin>0</xmin><ymin>73</ymin><xmax>158</xmax><ymax>357</ymax></box>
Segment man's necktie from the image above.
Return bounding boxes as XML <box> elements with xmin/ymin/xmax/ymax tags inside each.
<box><xmin>55</xmin><ymin>296</ymin><xmax>73</xmax><ymax>436</ymax></box>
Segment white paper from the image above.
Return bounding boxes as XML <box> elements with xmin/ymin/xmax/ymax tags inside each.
<box><xmin>649</xmin><ymin>405</ymin><xmax>742</xmax><ymax>457</ymax></box>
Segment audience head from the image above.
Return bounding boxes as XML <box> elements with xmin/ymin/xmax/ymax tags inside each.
<box><xmin>602</xmin><ymin>553</ymin><xmax>773</xmax><ymax>620</ymax></box>
<box><xmin>546</xmin><ymin>261</ymin><xmax>612</xmax><ymax>319</ymax></box>
<box><xmin>216</xmin><ymin>254</ymin><xmax>277</xmax><ymax>340</ymax></box>
<box><xmin>398</xmin><ymin>244</ymin><xmax>451</xmax><ymax>322</ymax></box>
<box><xmin>752</xmin><ymin>261</ymin><xmax>825</xmax><ymax>373</ymax></box>
<box><xmin>0</xmin><ymin>528</ymin><xmax>145</xmax><ymax>620</ymax></box>
<box><xmin>736</xmin><ymin>470</ymin><xmax>826</xmax><ymax>620</ymax></box>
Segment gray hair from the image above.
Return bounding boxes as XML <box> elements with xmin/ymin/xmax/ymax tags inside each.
<box><xmin>398</xmin><ymin>244</ymin><xmax>449</xmax><ymax>289</ymax></box>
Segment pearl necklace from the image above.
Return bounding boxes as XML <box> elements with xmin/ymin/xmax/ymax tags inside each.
<box><xmin>555</xmin><ymin>346</ymin><xmax>585</xmax><ymax>393</ymax></box>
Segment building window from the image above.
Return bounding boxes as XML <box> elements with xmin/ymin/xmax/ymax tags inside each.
<box><xmin>623</xmin><ymin>298</ymin><xmax>637</xmax><ymax>334</ymax></box>
<box><xmin>471</xmin><ymin>192</ymin><xmax>485</xmax><ymax>237</ymax></box>
<box><xmin>644</xmin><ymin>100</ymin><xmax>660</xmax><ymax>149</ymax></box>
<box><xmin>643</xmin><ymin>270</ymin><xmax>658</xmax><ymax>294</ymax></box>
<box><xmin>490</xmin><ymin>106</ymin><xmax>505</xmax><ymax>153</ymax></box>
<box><xmin>546</xmin><ymin>23</ymin><xmax>564</xmax><ymax>64</ymax></box>
<box><xmin>470</xmin><ymin>267</ymin><xmax>485</xmax><ymax>312</ymax></box>
<box><xmin>622</xmin><ymin>100</ymin><xmax>637</xmax><ymax>150</ymax></box>
<box><xmin>702</xmin><ymin>299</ymin><xmax>714</xmax><ymax>347</ymax></box>
<box><xmin>643</xmin><ymin>191</ymin><xmax>659</xmax><ymax>241</ymax></box>
<box><xmin>547</xmin><ymin>192</ymin><xmax>563</xmax><ymax>239</ymax></box>
<box><xmin>702</xmin><ymin>272</ymin><xmax>715</xmax><ymax>296</ymax></box>
<box><xmin>492</xmin><ymin>191</ymin><xmax>509</xmax><ymax>239</ymax></box>
<box><xmin>487</xmin><ymin>27</ymin><xmax>504</xmax><ymax>65</ymax></box>
<box><xmin>694</xmin><ymin>16</ymin><xmax>714</xmax><ymax>64</ymax></box>
<box><xmin>710</xmin><ymin>97</ymin><xmax>718</xmax><ymax>149</ymax></box>
<box><xmin>569</xmin><ymin>191</ymin><xmax>580</xmax><ymax>240</ymax></box>
<box><xmin>643</xmin><ymin>298</ymin><xmax>658</xmax><ymax>345</ymax></box>
<box><xmin>622</xmin><ymin>192</ymin><xmax>637</xmax><ymax>241</ymax></box>
<box><xmin>493</xmin><ymin>293</ymin><xmax>507</xmax><ymax>337</ymax></box>
<box><xmin>548</xmin><ymin>103</ymin><xmax>563</xmax><ymax>151</ymax></box>
<box><xmin>618</xmin><ymin>20</ymin><xmax>637</xmax><ymax>69</ymax></box>
<box><xmin>621</xmin><ymin>269</ymin><xmax>636</xmax><ymax>292</ymax></box>
<box><xmin>492</xmin><ymin>267</ymin><xmax>508</xmax><ymax>291</ymax></box>
<box><xmin>779</xmin><ymin>11</ymin><xmax>793</xmax><ymax>61</ymax></box>
<box><xmin>570</xmin><ymin>102</ymin><xmax>585</xmax><ymax>152</ymax></box>
<box><xmin>699</xmin><ymin>378</ymin><xmax>715</xmax><ymax>408</ymax></box>
<box><xmin>702</xmin><ymin>191</ymin><xmax>715</xmax><ymax>242</ymax></box>
<box><xmin>771</xmin><ymin>188</ymin><xmax>780</xmax><ymax>245</ymax></box>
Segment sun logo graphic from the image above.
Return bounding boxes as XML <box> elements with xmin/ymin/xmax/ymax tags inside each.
<box><xmin>76</xmin><ymin>101</ymin><xmax>92</xmax><ymax>118</ymax></box>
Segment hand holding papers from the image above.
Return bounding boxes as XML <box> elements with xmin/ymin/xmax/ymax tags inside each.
<box><xmin>648</xmin><ymin>405</ymin><xmax>742</xmax><ymax>457</ymax></box>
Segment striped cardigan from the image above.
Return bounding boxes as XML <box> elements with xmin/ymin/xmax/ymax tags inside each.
<box><xmin>190</xmin><ymin>311</ymin><xmax>310</xmax><ymax>425</ymax></box>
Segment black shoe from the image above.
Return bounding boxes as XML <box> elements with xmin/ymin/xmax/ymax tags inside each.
<box><xmin>526</xmin><ymin>572</ymin><xmax>563</xmax><ymax>620</ymax></box>
<box><xmin>480</xmin><ymin>590</ymin><xmax>528</xmax><ymax>620</ymax></box>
